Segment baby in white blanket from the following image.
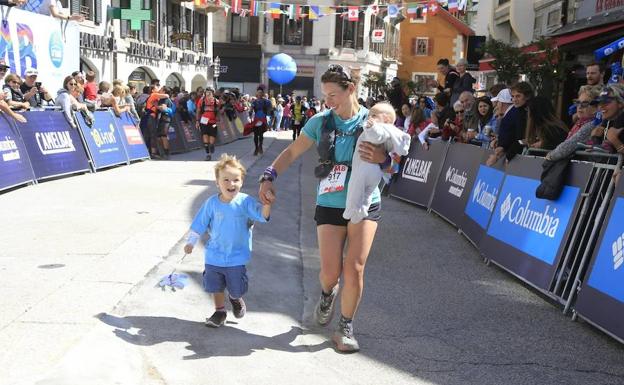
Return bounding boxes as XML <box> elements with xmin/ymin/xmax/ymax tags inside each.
<box><xmin>343</xmin><ymin>102</ymin><xmax>411</xmax><ymax>223</ymax></box>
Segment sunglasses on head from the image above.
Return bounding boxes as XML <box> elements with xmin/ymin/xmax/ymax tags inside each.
<box><xmin>327</xmin><ymin>64</ymin><xmax>352</xmax><ymax>82</ymax></box>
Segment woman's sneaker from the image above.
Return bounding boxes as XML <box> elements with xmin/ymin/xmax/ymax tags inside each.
<box><xmin>205</xmin><ymin>310</ymin><xmax>227</xmax><ymax>328</ymax></box>
<box><xmin>332</xmin><ymin>317</ymin><xmax>360</xmax><ymax>353</ymax></box>
<box><xmin>314</xmin><ymin>286</ymin><xmax>337</xmax><ymax>326</ymax></box>
<box><xmin>229</xmin><ymin>297</ymin><xmax>246</xmax><ymax>319</ymax></box>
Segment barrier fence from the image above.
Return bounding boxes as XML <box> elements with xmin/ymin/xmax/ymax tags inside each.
<box><xmin>0</xmin><ymin>108</ymin><xmax>246</xmax><ymax>194</ymax></box>
<box><xmin>390</xmin><ymin>139</ymin><xmax>624</xmax><ymax>345</ymax></box>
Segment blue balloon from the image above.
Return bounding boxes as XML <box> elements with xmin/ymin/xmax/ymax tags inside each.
<box><xmin>594</xmin><ymin>37</ymin><xmax>624</xmax><ymax>61</ymax></box>
<box><xmin>267</xmin><ymin>54</ymin><xmax>297</xmax><ymax>85</ymax></box>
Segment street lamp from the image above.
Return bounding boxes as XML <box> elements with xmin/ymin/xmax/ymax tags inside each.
<box><xmin>213</xmin><ymin>56</ymin><xmax>220</xmax><ymax>88</ymax></box>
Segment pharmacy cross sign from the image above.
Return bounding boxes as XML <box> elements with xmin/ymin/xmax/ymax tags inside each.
<box><xmin>111</xmin><ymin>0</ymin><xmax>152</xmax><ymax>31</ymax></box>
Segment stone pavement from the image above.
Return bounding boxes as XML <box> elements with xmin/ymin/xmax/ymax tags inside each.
<box><xmin>1</xmin><ymin>131</ymin><xmax>623</xmax><ymax>385</ymax></box>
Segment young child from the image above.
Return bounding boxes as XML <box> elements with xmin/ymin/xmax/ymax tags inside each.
<box><xmin>343</xmin><ymin>102</ymin><xmax>410</xmax><ymax>223</ymax></box>
<box><xmin>184</xmin><ymin>154</ymin><xmax>271</xmax><ymax>327</ymax></box>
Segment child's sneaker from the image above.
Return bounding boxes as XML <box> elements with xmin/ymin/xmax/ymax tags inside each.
<box><xmin>314</xmin><ymin>286</ymin><xmax>337</xmax><ymax>326</ymax></box>
<box><xmin>229</xmin><ymin>297</ymin><xmax>246</xmax><ymax>319</ymax></box>
<box><xmin>332</xmin><ymin>317</ymin><xmax>360</xmax><ymax>353</ymax></box>
<box><xmin>205</xmin><ymin>310</ymin><xmax>227</xmax><ymax>328</ymax></box>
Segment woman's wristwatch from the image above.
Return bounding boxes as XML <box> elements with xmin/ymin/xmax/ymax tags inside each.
<box><xmin>259</xmin><ymin>166</ymin><xmax>277</xmax><ymax>183</ymax></box>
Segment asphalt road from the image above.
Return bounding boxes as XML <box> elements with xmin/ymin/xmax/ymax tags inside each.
<box><xmin>1</xmin><ymin>131</ymin><xmax>623</xmax><ymax>385</ymax></box>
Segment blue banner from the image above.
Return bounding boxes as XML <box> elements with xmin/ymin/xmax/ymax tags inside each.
<box><xmin>76</xmin><ymin>110</ymin><xmax>129</xmax><ymax>170</ymax></box>
<box><xmin>113</xmin><ymin>112</ymin><xmax>150</xmax><ymax>161</ymax></box>
<box><xmin>575</xmin><ymin>178</ymin><xmax>624</xmax><ymax>342</ymax></box>
<box><xmin>15</xmin><ymin>111</ymin><xmax>90</xmax><ymax>180</ymax></box>
<box><xmin>486</xmin><ymin>175</ymin><xmax>579</xmax><ymax>265</ymax></box>
<box><xmin>586</xmin><ymin>197</ymin><xmax>624</xmax><ymax>303</ymax></box>
<box><xmin>464</xmin><ymin>165</ymin><xmax>505</xmax><ymax>230</ymax></box>
<box><xmin>0</xmin><ymin>115</ymin><xmax>33</xmax><ymax>191</ymax></box>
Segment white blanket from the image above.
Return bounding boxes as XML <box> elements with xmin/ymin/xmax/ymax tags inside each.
<box><xmin>343</xmin><ymin>122</ymin><xmax>411</xmax><ymax>223</ymax></box>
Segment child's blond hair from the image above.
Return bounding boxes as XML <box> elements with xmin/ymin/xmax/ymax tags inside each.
<box><xmin>214</xmin><ymin>153</ymin><xmax>246</xmax><ymax>180</ymax></box>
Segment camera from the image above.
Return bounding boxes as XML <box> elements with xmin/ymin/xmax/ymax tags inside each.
<box><xmin>35</xmin><ymin>82</ymin><xmax>42</xmax><ymax>88</ymax></box>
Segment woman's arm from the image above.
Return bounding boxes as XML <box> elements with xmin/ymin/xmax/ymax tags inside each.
<box><xmin>0</xmin><ymin>100</ymin><xmax>26</xmax><ymax>123</ymax></box>
<box><xmin>259</xmin><ymin>134</ymin><xmax>314</xmax><ymax>204</ymax></box>
<box><xmin>272</xmin><ymin>133</ymin><xmax>315</xmax><ymax>174</ymax></box>
<box><xmin>547</xmin><ymin>121</ymin><xmax>594</xmax><ymax>161</ymax></box>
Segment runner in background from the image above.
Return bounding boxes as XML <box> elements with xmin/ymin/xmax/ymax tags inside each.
<box><xmin>196</xmin><ymin>87</ymin><xmax>220</xmax><ymax>161</ymax></box>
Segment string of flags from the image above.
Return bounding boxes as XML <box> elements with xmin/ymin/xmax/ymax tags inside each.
<box><xmin>192</xmin><ymin>0</ymin><xmax>469</xmax><ymax>20</ymax></box>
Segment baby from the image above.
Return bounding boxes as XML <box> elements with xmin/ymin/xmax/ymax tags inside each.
<box><xmin>343</xmin><ymin>102</ymin><xmax>411</xmax><ymax>223</ymax></box>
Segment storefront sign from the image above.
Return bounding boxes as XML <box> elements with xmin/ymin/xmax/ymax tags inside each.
<box><xmin>296</xmin><ymin>65</ymin><xmax>315</xmax><ymax>77</ymax></box>
<box><xmin>80</xmin><ymin>32</ymin><xmax>115</xmax><ymax>51</ymax></box>
<box><xmin>180</xmin><ymin>53</ymin><xmax>195</xmax><ymax>65</ymax></box>
<box><xmin>197</xmin><ymin>55</ymin><xmax>211</xmax><ymax>66</ymax></box>
<box><xmin>170</xmin><ymin>32</ymin><xmax>193</xmax><ymax>43</ymax></box>
<box><xmin>128</xmin><ymin>42</ymin><xmax>166</xmax><ymax>60</ymax></box>
<box><xmin>595</xmin><ymin>0</ymin><xmax>624</xmax><ymax>13</ymax></box>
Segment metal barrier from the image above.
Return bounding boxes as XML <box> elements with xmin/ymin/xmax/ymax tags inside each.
<box><xmin>391</xmin><ymin>139</ymin><xmax>624</xmax><ymax>345</ymax></box>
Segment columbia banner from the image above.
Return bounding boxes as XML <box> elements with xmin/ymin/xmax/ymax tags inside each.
<box><xmin>430</xmin><ymin>142</ymin><xmax>483</xmax><ymax>227</ymax></box>
<box><xmin>76</xmin><ymin>111</ymin><xmax>129</xmax><ymax>170</ymax></box>
<box><xmin>0</xmin><ymin>115</ymin><xmax>33</xmax><ymax>191</ymax></box>
<box><xmin>479</xmin><ymin>157</ymin><xmax>592</xmax><ymax>290</ymax></box>
<box><xmin>575</xmin><ymin>176</ymin><xmax>624</xmax><ymax>342</ymax></box>
<box><xmin>461</xmin><ymin>152</ymin><xmax>505</xmax><ymax>246</ymax></box>
<box><xmin>390</xmin><ymin>140</ymin><xmax>448</xmax><ymax>208</ymax></box>
<box><xmin>14</xmin><ymin>111</ymin><xmax>90</xmax><ymax>181</ymax></box>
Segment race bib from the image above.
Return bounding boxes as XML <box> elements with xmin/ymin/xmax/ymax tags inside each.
<box><xmin>319</xmin><ymin>165</ymin><xmax>348</xmax><ymax>195</ymax></box>
<box><xmin>294</xmin><ymin>119</ymin><xmax>301</xmax><ymax>125</ymax></box>
<box><xmin>200</xmin><ymin>116</ymin><xmax>209</xmax><ymax>125</ymax></box>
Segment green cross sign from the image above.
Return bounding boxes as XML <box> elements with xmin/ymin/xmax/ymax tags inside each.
<box><xmin>111</xmin><ymin>0</ymin><xmax>152</xmax><ymax>31</ymax></box>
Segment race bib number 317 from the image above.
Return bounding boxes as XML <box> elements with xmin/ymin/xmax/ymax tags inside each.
<box><xmin>319</xmin><ymin>165</ymin><xmax>348</xmax><ymax>195</ymax></box>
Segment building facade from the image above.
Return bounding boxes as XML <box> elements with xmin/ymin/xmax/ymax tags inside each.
<box><xmin>398</xmin><ymin>7</ymin><xmax>474</xmax><ymax>95</ymax></box>
<box><xmin>64</xmin><ymin>0</ymin><xmax>213</xmax><ymax>91</ymax></box>
<box><xmin>211</xmin><ymin>1</ymin><xmax>401</xmax><ymax>100</ymax></box>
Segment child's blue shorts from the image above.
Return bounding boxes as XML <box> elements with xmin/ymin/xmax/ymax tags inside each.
<box><xmin>203</xmin><ymin>264</ymin><xmax>248</xmax><ymax>298</ymax></box>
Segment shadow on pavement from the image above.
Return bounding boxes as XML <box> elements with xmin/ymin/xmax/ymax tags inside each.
<box><xmin>96</xmin><ymin>313</ymin><xmax>330</xmax><ymax>360</ymax></box>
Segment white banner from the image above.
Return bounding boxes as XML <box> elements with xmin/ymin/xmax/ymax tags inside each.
<box><xmin>371</xmin><ymin>29</ymin><xmax>385</xmax><ymax>43</ymax></box>
<box><xmin>0</xmin><ymin>6</ymin><xmax>80</xmax><ymax>92</ymax></box>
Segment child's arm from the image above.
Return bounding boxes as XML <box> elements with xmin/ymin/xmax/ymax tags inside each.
<box><xmin>184</xmin><ymin>231</ymin><xmax>200</xmax><ymax>254</ymax></box>
<box><xmin>184</xmin><ymin>200</ymin><xmax>212</xmax><ymax>253</ymax></box>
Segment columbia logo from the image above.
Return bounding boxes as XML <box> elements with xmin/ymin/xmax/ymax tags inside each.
<box><xmin>499</xmin><ymin>194</ymin><xmax>512</xmax><ymax>220</ymax></box>
<box><xmin>473</xmin><ymin>180</ymin><xmax>482</xmax><ymax>201</ymax></box>
<box><xmin>612</xmin><ymin>234</ymin><xmax>624</xmax><ymax>271</ymax></box>
<box><xmin>445</xmin><ymin>167</ymin><xmax>453</xmax><ymax>182</ymax></box>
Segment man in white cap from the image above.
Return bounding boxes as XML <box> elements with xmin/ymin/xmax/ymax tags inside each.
<box><xmin>486</xmin><ymin>88</ymin><xmax>517</xmax><ymax>166</ymax></box>
<box><xmin>21</xmin><ymin>67</ymin><xmax>53</xmax><ymax>108</ymax></box>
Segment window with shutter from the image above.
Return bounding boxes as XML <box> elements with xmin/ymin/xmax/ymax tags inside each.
<box><xmin>94</xmin><ymin>0</ymin><xmax>102</xmax><ymax>24</ymax></box>
<box><xmin>273</xmin><ymin>13</ymin><xmax>283</xmax><ymax>45</ymax></box>
<box><xmin>427</xmin><ymin>38</ymin><xmax>434</xmax><ymax>56</ymax></box>
<box><xmin>356</xmin><ymin>12</ymin><xmax>364</xmax><ymax>50</ymax></box>
<box><xmin>70</xmin><ymin>0</ymin><xmax>80</xmax><ymax>15</ymax></box>
<box><xmin>334</xmin><ymin>9</ymin><xmax>343</xmax><ymax>47</ymax></box>
<box><xmin>250</xmin><ymin>16</ymin><xmax>259</xmax><ymax>44</ymax></box>
<box><xmin>303</xmin><ymin>17</ymin><xmax>313</xmax><ymax>46</ymax></box>
<box><xmin>411</xmin><ymin>38</ymin><xmax>416</xmax><ymax>56</ymax></box>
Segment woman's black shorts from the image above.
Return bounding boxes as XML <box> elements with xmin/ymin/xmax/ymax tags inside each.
<box><xmin>201</xmin><ymin>123</ymin><xmax>218</xmax><ymax>137</ymax></box>
<box><xmin>314</xmin><ymin>202</ymin><xmax>381</xmax><ymax>227</ymax></box>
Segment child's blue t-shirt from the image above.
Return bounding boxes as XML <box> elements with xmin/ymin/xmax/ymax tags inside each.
<box><xmin>190</xmin><ymin>193</ymin><xmax>267</xmax><ymax>267</ymax></box>
<box><xmin>302</xmin><ymin>107</ymin><xmax>381</xmax><ymax>209</ymax></box>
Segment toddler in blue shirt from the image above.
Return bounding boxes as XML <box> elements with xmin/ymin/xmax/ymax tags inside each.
<box><xmin>184</xmin><ymin>154</ymin><xmax>271</xmax><ymax>327</ymax></box>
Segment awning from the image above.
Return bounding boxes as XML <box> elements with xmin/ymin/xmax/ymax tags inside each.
<box><xmin>553</xmin><ymin>22</ymin><xmax>624</xmax><ymax>47</ymax></box>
